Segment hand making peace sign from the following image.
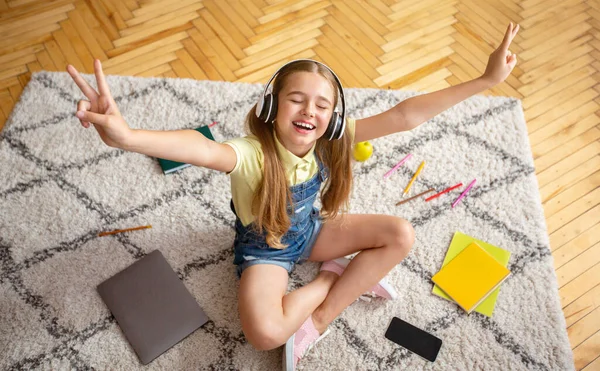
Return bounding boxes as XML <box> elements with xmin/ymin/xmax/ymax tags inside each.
<box><xmin>67</xmin><ymin>59</ymin><xmax>131</xmax><ymax>148</ymax></box>
<box><xmin>482</xmin><ymin>22</ymin><xmax>520</xmax><ymax>86</ymax></box>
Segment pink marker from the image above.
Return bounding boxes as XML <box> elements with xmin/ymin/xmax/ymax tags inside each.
<box><xmin>452</xmin><ymin>179</ymin><xmax>476</xmax><ymax>208</ymax></box>
<box><xmin>383</xmin><ymin>154</ymin><xmax>412</xmax><ymax>179</ymax></box>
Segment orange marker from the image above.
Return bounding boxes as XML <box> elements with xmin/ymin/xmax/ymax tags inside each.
<box><xmin>402</xmin><ymin>161</ymin><xmax>426</xmax><ymax>196</ymax></box>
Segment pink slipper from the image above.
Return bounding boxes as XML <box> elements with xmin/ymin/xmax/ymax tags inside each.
<box><xmin>283</xmin><ymin>315</ymin><xmax>330</xmax><ymax>370</ymax></box>
<box><xmin>320</xmin><ymin>257</ymin><xmax>398</xmax><ymax>300</ymax></box>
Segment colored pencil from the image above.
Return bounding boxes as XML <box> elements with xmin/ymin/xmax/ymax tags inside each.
<box><xmin>452</xmin><ymin>179</ymin><xmax>476</xmax><ymax>208</ymax></box>
<box><xmin>402</xmin><ymin>161</ymin><xmax>426</xmax><ymax>196</ymax></box>
<box><xmin>396</xmin><ymin>188</ymin><xmax>435</xmax><ymax>206</ymax></box>
<box><xmin>425</xmin><ymin>182</ymin><xmax>463</xmax><ymax>202</ymax></box>
<box><xmin>98</xmin><ymin>225</ymin><xmax>152</xmax><ymax>237</ymax></box>
<box><xmin>383</xmin><ymin>153</ymin><xmax>412</xmax><ymax>179</ymax></box>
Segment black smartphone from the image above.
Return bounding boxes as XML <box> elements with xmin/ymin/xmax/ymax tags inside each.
<box><xmin>384</xmin><ymin>317</ymin><xmax>442</xmax><ymax>362</ymax></box>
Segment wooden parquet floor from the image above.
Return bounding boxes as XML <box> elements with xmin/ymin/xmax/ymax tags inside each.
<box><xmin>0</xmin><ymin>0</ymin><xmax>599</xmax><ymax>369</ymax></box>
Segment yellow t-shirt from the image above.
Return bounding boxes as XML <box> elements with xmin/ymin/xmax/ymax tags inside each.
<box><xmin>223</xmin><ymin>118</ymin><xmax>356</xmax><ymax>226</ymax></box>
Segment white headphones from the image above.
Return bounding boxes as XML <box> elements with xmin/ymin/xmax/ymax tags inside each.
<box><xmin>255</xmin><ymin>59</ymin><xmax>346</xmax><ymax>141</ymax></box>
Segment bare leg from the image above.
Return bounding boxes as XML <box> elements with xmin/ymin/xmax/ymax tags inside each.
<box><xmin>238</xmin><ymin>264</ymin><xmax>339</xmax><ymax>351</ymax></box>
<box><xmin>306</xmin><ymin>214</ymin><xmax>415</xmax><ymax>333</ymax></box>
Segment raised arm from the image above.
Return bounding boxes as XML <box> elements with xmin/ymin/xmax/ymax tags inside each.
<box><xmin>67</xmin><ymin>59</ymin><xmax>236</xmax><ymax>173</ymax></box>
<box><xmin>354</xmin><ymin>22</ymin><xmax>519</xmax><ymax>143</ymax></box>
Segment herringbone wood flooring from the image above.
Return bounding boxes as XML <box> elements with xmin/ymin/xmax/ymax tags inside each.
<box><xmin>0</xmin><ymin>0</ymin><xmax>598</xmax><ymax>369</ymax></box>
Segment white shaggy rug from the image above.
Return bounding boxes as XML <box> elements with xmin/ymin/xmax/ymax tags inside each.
<box><xmin>0</xmin><ymin>71</ymin><xmax>574</xmax><ymax>370</ymax></box>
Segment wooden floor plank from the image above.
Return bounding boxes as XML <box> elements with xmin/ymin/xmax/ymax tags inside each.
<box><xmin>527</xmin><ymin>89</ymin><xmax>599</xmax><ymax>134</ymax></box>
<box><xmin>560</xmin><ymin>260</ymin><xmax>600</xmax><ymax>308</ymax></box>
<box><xmin>526</xmin><ymin>78</ymin><xmax>597</xmax><ymax>122</ymax></box>
<box><xmin>236</xmin><ymin>48</ymin><xmax>316</xmax><ymax>83</ymax></box>
<box><xmin>550</xmin><ymin>204</ymin><xmax>600</xmax><ymax>251</ymax></box>
<box><xmin>530</xmin><ymin>104</ymin><xmax>599</xmax><ymax>147</ymax></box>
<box><xmin>201</xmin><ymin>0</ymin><xmax>250</xmax><ymax>51</ymax></box>
<box><xmin>519</xmin><ymin>2</ymin><xmax>589</xmax><ymax>40</ymax></box>
<box><xmin>375</xmin><ymin>46</ymin><xmax>454</xmax><ymax>86</ymax></box>
<box><xmin>324</xmin><ymin>15</ymin><xmax>380</xmax><ymax>69</ymax></box>
<box><xmin>557</xmin><ymin>241</ymin><xmax>600</xmax><ymax>288</ymax></box>
<box><xmin>320</xmin><ymin>25</ymin><xmax>378</xmax><ymax>80</ymax></box>
<box><xmin>568</xmin><ymin>307</ymin><xmax>600</xmax><ymax>354</ymax></box>
<box><xmin>520</xmin><ymin>21</ymin><xmax>591</xmax><ymax>61</ymax></box>
<box><xmin>119</xmin><ymin>2</ymin><xmax>204</xmax><ymax>37</ymax></box>
<box><xmin>192</xmin><ymin>17</ymin><xmax>242</xmax><ymax>70</ymax></box>
<box><xmin>381</xmin><ymin>25</ymin><xmax>456</xmax><ymax>64</ymax></box>
<box><xmin>544</xmin><ymin>171</ymin><xmax>600</xmax><ymax>219</ymax></box>
<box><xmin>537</xmin><ymin>141</ymin><xmax>600</xmax><ymax>187</ymax></box>
<box><xmin>523</xmin><ymin>65</ymin><xmax>595</xmax><ymax>109</ymax></box>
<box><xmin>573</xmin><ymin>330</ymin><xmax>600</xmax><ymax>370</ymax></box>
<box><xmin>317</xmin><ymin>33</ymin><xmax>376</xmax><ymax>88</ymax></box>
<box><xmin>520</xmin><ymin>11</ymin><xmax>590</xmax><ymax>50</ymax></box>
<box><xmin>563</xmin><ymin>281</ymin><xmax>600</xmax><ymax>327</ymax></box>
<box><xmin>103</xmin><ymin>42</ymin><xmax>184</xmax><ymax>75</ymax></box>
<box><xmin>181</xmin><ymin>36</ymin><xmax>222</xmax><ymax>81</ymax></box>
<box><xmin>174</xmin><ymin>48</ymin><xmax>207</xmax><ymax>80</ymax></box>
<box><xmin>582</xmin><ymin>355</ymin><xmax>600</xmax><ymax>370</ymax></box>
<box><xmin>534</xmin><ymin>128</ymin><xmax>600</xmax><ymax>173</ymax></box>
<box><xmin>327</xmin><ymin>6</ymin><xmax>384</xmax><ymax>57</ymax></box>
<box><xmin>236</xmin><ymin>38</ymin><xmax>319</xmax><ymax>78</ymax></box>
<box><xmin>102</xmin><ymin>31</ymin><xmax>188</xmax><ymax>69</ymax></box>
<box><xmin>112</xmin><ymin>11</ymin><xmax>198</xmax><ymax>48</ymax></box>
<box><xmin>169</xmin><ymin>59</ymin><xmax>192</xmax><ymax>79</ymax></box>
<box><xmin>127</xmin><ymin>0</ymin><xmax>202</xmax><ymax>26</ymax></box>
<box><xmin>253</xmin><ymin>2</ymin><xmax>329</xmax><ymax>36</ymax></box>
<box><xmin>238</xmin><ymin>29</ymin><xmax>321</xmax><ymax>68</ymax></box>
<box><xmin>553</xmin><ymin>221</ymin><xmax>600</xmax><ymax>270</ymax></box>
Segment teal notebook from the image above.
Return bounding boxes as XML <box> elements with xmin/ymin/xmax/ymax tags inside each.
<box><xmin>157</xmin><ymin>125</ymin><xmax>215</xmax><ymax>174</ymax></box>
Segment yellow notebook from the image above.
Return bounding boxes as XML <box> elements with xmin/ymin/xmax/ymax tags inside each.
<box><xmin>431</xmin><ymin>242</ymin><xmax>511</xmax><ymax>314</ymax></box>
<box><xmin>432</xmin><ymin>232</ymin><xmax>511</xmax><ymax>317</ymax></box>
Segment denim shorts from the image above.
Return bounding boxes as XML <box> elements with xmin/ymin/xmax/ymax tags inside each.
<box><xmin>234</xmin><ymin>216</ymin><xmax>322</xmax><ymax>278</ymax></box>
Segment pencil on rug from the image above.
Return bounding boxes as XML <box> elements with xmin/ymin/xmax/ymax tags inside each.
<box><xmin>402</xmin><ymin>161</ymin><xmax>426</xmax><ymax>196</ymax></box>
<box><xmin>396</xmin><ymin>188</ymin><xmax>435</xmax><ymax>206</ymax></box>
<box><xmin>98</xmin><ymin>225</ymin><xmax>152</xmax><ymax>237</ymax></box>
<box><xmin>425</xmin><ymin>182</ymin><xmax>463</xmax><ymax>202</ymax></box>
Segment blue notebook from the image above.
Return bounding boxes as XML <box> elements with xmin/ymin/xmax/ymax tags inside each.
<box><xmin>157</xmin><ymin>125</ymin><xmax>214</xmax><ymax>174</ymax></box>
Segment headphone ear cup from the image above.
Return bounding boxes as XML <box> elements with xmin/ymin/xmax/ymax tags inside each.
<box><xmin>326</xmin><ymin>112</ymin><xmax>342</xmax><ymax>140</ymax></box>
<box><xmin>268</xmin><ymin>95</ymin><xmax>278</xmax><ymax>123</ymax></box>
<box><xmin>259</xmin><ymin>94</ymin><xmax>278</xmax><ymax>123</ymax></box>
<box><xmin>258</xmin><ymin>94</ymin><xmax>271</xmax><ymax>122</ymax></box>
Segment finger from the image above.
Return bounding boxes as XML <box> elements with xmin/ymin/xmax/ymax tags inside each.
<box><xmin>77</xmin><ymin>99</ymin><xmax>91</xmax><ymax>111</ymax></box>
<box><xmin>77</xmin><ymin>100</ymin><xmax>92</xmax><ymax>127</ymax></box>
<box><xmin>67</xmin><ymin>64</ymin><xmax>98</xmax><ymax>101</ymax></box>
<box><xmin>76</xmin><ymin>110</ymin><xmax>109</xmax><ymax>126</ymax></box>
<box><xmin>94</xmin><ymin>59</ymin><xmax>112</xmax><ymax>98</ymax></box>
<box><xmin>513</xmin><ymin>23</ymin><xmax>520</xmax><ymax>38</ymax></box>
<box><xmin>501</xmin><ymin>22</ymin><xmax>514</xmax><ymax>50</ymax></box>
<box><xmin>510</xmin><ymin>54</ymin><xmax>518</xmax><ymax>68</ymax></box>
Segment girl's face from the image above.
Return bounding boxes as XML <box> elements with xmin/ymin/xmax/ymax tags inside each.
<box><xmin>274</xmin><ymin>71</ymin><xmax>335</xmax><ymax>157</ymax></box>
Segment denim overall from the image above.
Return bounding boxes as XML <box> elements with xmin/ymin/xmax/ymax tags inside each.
<box><xmin>231</xmin><ymin>161</ymin><xmax>329</xmax><ymax>278</ymax></box>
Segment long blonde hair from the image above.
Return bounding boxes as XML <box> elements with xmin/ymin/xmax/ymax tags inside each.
<box><xmin>246</xmin><ymin>60</ymin><xmax>354</xmax><ymax>248</ymax></box>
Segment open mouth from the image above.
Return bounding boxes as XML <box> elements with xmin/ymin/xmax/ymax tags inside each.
<box><xmin>292</xmin><ymin>121</ymin><xmax>316</xmax><ymax>131</ymax></box>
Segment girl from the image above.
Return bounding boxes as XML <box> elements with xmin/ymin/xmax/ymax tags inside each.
<box><xmin>67</xmin><ymin>22</ymin><xmax>518</xmax><ymax>370</ymax></box>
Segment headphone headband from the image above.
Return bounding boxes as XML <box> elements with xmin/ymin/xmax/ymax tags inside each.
<box><xmin>256</xmin><ymin>59</ymin><xmax>346</xmax><ymax>140</ymax></box>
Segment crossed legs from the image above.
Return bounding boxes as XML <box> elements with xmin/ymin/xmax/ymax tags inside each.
<box><xmin>237</xmin><ymin>214</ymin><xmax>414</xmax><ymax>350</ymax></box>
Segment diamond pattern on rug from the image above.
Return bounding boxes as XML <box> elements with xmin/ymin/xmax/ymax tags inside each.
<box><xmin>0</xmin><ymin>71</ymin><xmax>574</xmax><ymax>370</ymax></box>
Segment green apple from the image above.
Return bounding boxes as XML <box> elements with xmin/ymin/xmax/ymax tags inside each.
<box><xmin>353</xmin><ymin>141</ymin><xmax>373</xmax><ymax>162</ymax></box>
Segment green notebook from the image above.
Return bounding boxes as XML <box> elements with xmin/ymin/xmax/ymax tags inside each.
<box><xmin>432</xmin><ymin>231</ymin><xmax>511</xmax><ymax>317</ymax></box>
<box><xmin>157</xmin><ymin>125</ymin><xmax>215</xmax><ymax>174</ymax></box>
